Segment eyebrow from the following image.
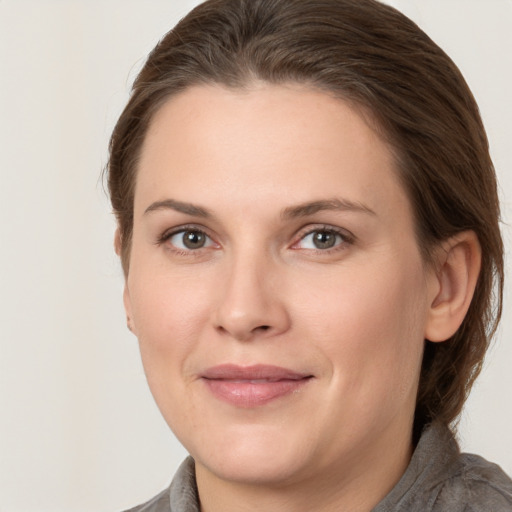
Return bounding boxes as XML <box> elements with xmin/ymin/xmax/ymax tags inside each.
<box><xmin>143</xmin><ymin>197</ymin><xmax>376</xmax><ymax>219</ymax></box>
<box><xmin>144</xmin><ymin>199</ymin><xmax>212</xmax><ymax>217</ymax></box>
<box><xmin>281</xmin><ymin>198</ymin><xmax>376</xmax><ymax>219</ymax></box>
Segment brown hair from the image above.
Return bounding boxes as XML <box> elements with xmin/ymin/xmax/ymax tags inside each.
<box><xmin>107</xmin><ymin>0</ymin><xmax>503</xmax><ymax>431</ymax></box>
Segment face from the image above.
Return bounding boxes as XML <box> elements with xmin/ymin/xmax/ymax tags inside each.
<box><xmin>124</xmin><ymin>84</ymin><xmax>438</xmax><ymax>489</ymax></box>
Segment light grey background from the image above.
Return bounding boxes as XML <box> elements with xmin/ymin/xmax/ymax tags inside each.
<box><xmin>0</xmin><ymin>1</ymin><xmax>511</xmax><ymax>511</ymax></box>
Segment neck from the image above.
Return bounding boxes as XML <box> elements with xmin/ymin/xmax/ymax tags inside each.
<box><xmin>195</xmin><ymin>423</ymin><xmax>413</xmax><ymax>512</ymax></box>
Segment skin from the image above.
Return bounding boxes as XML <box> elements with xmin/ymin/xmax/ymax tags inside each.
<box><xmin>122</xmin><ymin>83</ymin><xmax>477</xmax><ymax>512</ymax></box>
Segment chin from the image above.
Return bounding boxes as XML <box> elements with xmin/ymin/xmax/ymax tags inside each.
<box><xmin>188</xmin><ymin>424</ymin><xmax>314</xmax><ymax>485</ymax></box>
<box><xmin>200</xmin><ymin>454</ymin><xmax>310</xmax><ymax>486</ymax></box>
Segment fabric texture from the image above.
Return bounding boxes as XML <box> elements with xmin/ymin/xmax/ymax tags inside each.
<box><xmin>122</xmin><ymin>423</ymin><xmax>512</xmax><ymax>511</ymax></box>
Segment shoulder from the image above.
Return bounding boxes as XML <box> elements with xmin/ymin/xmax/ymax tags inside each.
<box><xmin>120</xmin><ymin>486</ymin><xmax>171</xmax><ymax>512</ymax></box>
<box><xmin>434</xmin><ymin>452</ymin><xmax>512</xmax><ymax>511</ymax></box>
<box><xmin>373</xmin><ymin>423</ymin><xmax>512</xmax><ymax>512</ymax></box>
<box><xmin>119</xmin><ymin>457</ymin><xmax>198</xmax><ymax>512</ymax></box>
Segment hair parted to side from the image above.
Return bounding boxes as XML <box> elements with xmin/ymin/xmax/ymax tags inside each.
<box><xmin>107</xmin><ymin>0</ymin><xmax>503</xmax><ymax>432</ymax></box>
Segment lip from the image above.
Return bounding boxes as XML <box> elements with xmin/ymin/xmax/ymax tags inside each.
<box><xmin>201</xmin><ymin>364</ymin><xmax>313</xmax><ymax>407</ymax></box>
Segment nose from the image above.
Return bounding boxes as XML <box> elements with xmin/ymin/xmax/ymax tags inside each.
<box><xmin>213</xmin><ymin>254</ymin><xmax>291</xmax><ymax>342</ymax></box>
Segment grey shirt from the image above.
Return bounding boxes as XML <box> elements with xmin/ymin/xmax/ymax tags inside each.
<box><xmin>124</xmin><ymin>423</ymin><xmax>512</xmax><ymax>511</ymax></box>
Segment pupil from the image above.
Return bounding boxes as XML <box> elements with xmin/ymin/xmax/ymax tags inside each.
<box><xmin>183</xmin><ymin>231</ymin><xmax>205</xmax><ymax>249</ymax></box>
<box><xmin>314</xmin><ymin>231</ymin><xmax>336</xmax><ymax>249</ymax></box>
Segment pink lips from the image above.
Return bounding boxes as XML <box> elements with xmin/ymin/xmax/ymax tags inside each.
<box><xmin>201</xmin><ymin>364</ymin><xmax>312</xmax><ymax>407</ymax></box>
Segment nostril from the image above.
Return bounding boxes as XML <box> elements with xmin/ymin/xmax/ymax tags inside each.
<box><xmin>257</xmin><ymin>325</ymin><xmax>270</xmax><ymax>331</ymax></box>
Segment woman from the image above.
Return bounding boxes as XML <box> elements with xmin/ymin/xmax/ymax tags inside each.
<box><xmin>107</xmin><ymin>0</ymin><xmax>512</xmax><ymax>510</ymax></box>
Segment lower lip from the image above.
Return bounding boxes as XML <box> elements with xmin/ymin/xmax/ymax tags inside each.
<box><xmin>203</xmin><ymin>378</ymin><xmax>310</xmax><ymax>407</ymax></box>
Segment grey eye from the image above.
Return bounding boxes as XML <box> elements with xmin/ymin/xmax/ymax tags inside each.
<box><xmin>299</xmin><ymin>230</ymin><xmax>343</xmax><ymax>250</ymax></box>
<box><xmin>170</xmin><ymin>230</ymin><xmax>211</xmax><ymax>250</ymax></box>
<box><xmin>312</xmin><ymin>231</ymin><xmax>338</xmax><ymax>249</ymax></box>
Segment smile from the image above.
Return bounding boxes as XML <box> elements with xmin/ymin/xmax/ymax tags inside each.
<box><xmin>201</xmin><ymin>364</ymin><xmax>313</xmax><ymax>407</ymax></box>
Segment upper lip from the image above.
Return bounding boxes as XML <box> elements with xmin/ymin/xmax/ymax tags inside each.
<box><xmin>201</xmin><ymin>364</ymin><xmax>312</xmax><ymax>381</ymax></box>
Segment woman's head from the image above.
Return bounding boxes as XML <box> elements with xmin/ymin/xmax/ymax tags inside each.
<box><xmin>108</xmin><ymin>0</ymin><xmax>503</xmax><ymax>436</ymax></box>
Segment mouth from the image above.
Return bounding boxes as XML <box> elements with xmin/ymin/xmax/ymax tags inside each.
<box><xmin>201</xmin><ymin>364</ymin><xmax>314</xmax><ymax>407</ymax></box>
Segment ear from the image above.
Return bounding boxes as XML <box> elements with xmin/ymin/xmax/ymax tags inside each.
<box><xmin>123</xmin><ymin>282</ymin><xmax>137</xmax><ymax>336</ymax></box>
<box><xmin>425</xmin><ymin>231</ymin><xmax>481</xmax><ymax>343</ymax></box>
<box><xmin>114</xmin><ymin>228</ymin><xmax>122</xmax><ymax>256</ymax></box>
<box><xmin>116</xmin><ymin>228</ymin><xmax>136</xmax><ymax>335</ymax></box>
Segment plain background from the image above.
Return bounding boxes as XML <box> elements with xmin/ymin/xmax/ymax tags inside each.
<box><xmin>0</xmin><ymin>1</ymin><xmax>511</xmax><ymax>511</ymax></box>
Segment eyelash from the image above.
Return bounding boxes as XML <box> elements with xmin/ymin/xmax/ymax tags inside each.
<box><xmin>157</xmin><ymin>224</ymin><xmax>217</xmax><ymax>256</ymax></box>
<box><xmin>157</xmin><ymin>224</ymin><xmax>355</xmax><ymax>256</ymax></box>
<box><xmin>291</xmin><ymin>225</ymin><xmax>355</xmax><ymax>253</ymax></box>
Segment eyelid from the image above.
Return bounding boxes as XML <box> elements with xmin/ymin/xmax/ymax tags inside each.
<box><xmin>156</xmin><ymin>223</ymin><xmax>354</xmax><ymax>254</ymax></box>
<box><xmin>157</xmin><ymin>224</ymin><xmax>219</xmax><ymax>251</ymax></box>
<box><xmin>290</xmin><ymin>224</ymin><xmax>355</xmax><ymax>251</ymax></box>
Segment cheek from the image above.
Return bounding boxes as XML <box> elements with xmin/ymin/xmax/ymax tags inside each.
<box><xmin>128</xmin><ymin>266</ymin><xmax>214</xmax><ymax>363</ymax></box>
<box><xmin>127</xmin><ymin>268</ymin><xmax>216</xmax><ymax>425</ymax></box>
<box><xmin>294</xmin><ymin>255</ymin><xmax>428</xmax><ymax>391</ymax></box>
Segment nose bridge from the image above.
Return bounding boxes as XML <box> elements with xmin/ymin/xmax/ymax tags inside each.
<box><xmin>213</xmin><ymin>243</ymin><xmax>289</xmax><ymax>341</ymax></box>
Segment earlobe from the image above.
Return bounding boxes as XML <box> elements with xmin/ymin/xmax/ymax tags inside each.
<box><xmin>116</xmin><ymin>228</ymin><xmax>136</xmax><ymax>334</ymax></box>
<box><xmin>123</xmin><ymin>284</ymin><xmax>136</xmax><ymax>336</ymax></box>
<box><xmin>425</xmin><ymin>231</ymin><xmax>481</xmax><ymax>343</ymax></box>
<box><xmin>114</xmin><ymin>228</ymin><xmax>122</xmax><ymax>256</ymax></box>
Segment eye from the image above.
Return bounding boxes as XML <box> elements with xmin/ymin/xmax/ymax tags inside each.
<box><xmin>295</xmin><ymin>228</ymin><xmax>349</xmax><ymax>250</ymax></box>
<box><xmin>166</xmin><ymin>229</ymin><xmax>214</xmax><ymax>250</ymax></box>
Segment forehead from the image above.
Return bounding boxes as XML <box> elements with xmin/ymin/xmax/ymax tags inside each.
<box><xmin>136</xmin><ymin>83</ymin><xmax>410</xmax><ymax>222</ymax></box>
